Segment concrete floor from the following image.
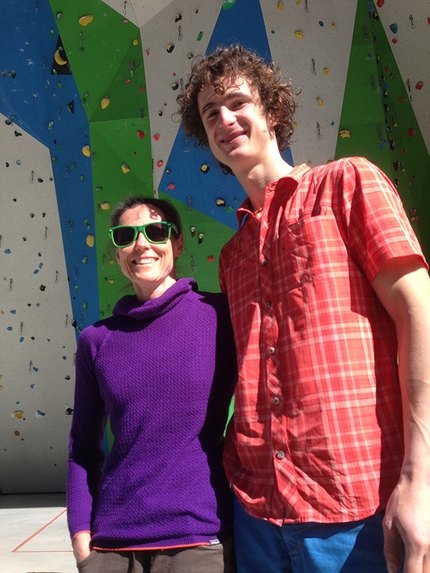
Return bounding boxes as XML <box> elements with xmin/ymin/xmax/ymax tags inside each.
<box><xmin>0</xmin><ymin>493</ymin><xmax>76</xmax><ymax>573</ymax></box>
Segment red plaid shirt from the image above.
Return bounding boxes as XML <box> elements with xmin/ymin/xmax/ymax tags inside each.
<box><xmin>220</xmin><ymin>156</ymin><xmax>427</xmax><ymax>525</ymax></box>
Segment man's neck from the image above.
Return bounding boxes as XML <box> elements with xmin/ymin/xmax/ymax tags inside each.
<box><xmin>235</xmin><ymin>156</ymin><xmax>294</xmax><ymax>211</ymax></box>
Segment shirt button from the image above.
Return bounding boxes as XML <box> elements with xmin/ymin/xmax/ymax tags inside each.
<box><xmin>268</xmin><ymin>347</ymin><xmax>275</xmax><ymax>355</ymax></box>
<box><xmin>265</xmin><ymin>301</ymin><xmax>272</xmax><ymax>309</ymax></box>
<box><xmin>273</xmin><ymin>396</ymin><xmax>280</xmax><ymax>405</ymax></box>
<box><xmin>261</xmin><ymin>259</ymin><xmax>268</xmax><ymax>266</ymax></box>
<box><xmin>275</xmin><ymin>450</ymin><xmax>285</xmax><ymax>460</ymax></box>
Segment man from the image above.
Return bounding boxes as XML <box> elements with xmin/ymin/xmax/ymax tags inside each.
<box><xmin>177</xmin><ymin>45</ymin><xmax>430</xmax><ymax>573</ymax></box>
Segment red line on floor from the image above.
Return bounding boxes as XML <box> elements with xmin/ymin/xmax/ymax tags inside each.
<box><xmin>12</xmin><ymin>509</ymin><xmax>68</xmax><ymax>552</ymax></box>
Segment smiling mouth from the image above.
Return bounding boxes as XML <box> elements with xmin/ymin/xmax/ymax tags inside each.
<box><xmin>133</xmin><ymin>258</ymin><xmax>157</xmax><ymax>265</ymax></box>
<box><xmin>221</xmin><ymin>131</ymin><xmax>245</xmax><ymax>144</ymax></box>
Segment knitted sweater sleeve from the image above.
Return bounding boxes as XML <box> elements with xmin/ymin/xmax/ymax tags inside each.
<box><xmin>67</xmin><ymin>327</ymin><xmax>108</xmax><ymax>540</ymax></box>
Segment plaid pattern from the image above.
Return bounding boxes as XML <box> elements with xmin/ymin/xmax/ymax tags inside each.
<box><xmin>220</xmin><ymin>157</ymin><xmax>427</xmax><ymax>526</ymax></box>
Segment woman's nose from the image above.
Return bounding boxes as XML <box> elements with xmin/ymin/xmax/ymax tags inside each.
<box><xmin>134</xmin><ymin>231</ymin><xmax>150</xmax><ymax>249</ymax></box>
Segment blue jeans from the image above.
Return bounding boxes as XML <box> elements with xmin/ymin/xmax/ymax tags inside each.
<box><xmin>234</xmin><ymin>497</ymin><xmax>403</xmax><ymax>573</ymax></box>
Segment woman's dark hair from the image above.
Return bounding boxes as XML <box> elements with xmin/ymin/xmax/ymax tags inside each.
<box><xmin>177</xmin><ymin>45</ymin><xmax>299</xmax><ymax>174</ymax></box>
<box><xmin>111</xmin><ymin>196</ymin><xmax>182</xmax><ymax>237</ymax></box>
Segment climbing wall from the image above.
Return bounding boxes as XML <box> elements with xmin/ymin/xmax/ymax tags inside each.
<box><xmin>0</xmin><ymin>0</ymin><xmax>429</xmax><ymax>493</ymax></box>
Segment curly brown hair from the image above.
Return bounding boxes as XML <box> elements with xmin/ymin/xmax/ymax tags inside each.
<box><xmin>177</xmin><ymin>45</ymin><xmax>299</xmax><ymax>173</ymax></box>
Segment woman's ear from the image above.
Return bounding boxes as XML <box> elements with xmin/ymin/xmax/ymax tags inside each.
<box><xmin>173</xmin><ymin>234</ymin><xmax>185</xmax><ymax>258</ymax></box>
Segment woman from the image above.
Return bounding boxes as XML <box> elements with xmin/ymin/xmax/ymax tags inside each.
<box><xmin>67</xmin><ymin>197</ymin><xmax>237</xmax><ymax>573</ymax></box>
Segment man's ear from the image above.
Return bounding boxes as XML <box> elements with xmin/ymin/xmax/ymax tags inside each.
<box><xmin>268</xmin><ymin>110</ymin><xmax>278</xmax><ymax>128</ymax></box>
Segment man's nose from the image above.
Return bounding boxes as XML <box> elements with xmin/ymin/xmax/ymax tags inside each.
<box><xmin>219</xmin><ymin>105</ymin><xmax>235</xmax><ymax>125</ymax></box>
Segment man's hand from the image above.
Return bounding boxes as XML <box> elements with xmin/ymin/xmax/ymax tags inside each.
<box><xmin>383</xmin><ymin>473</ymin><xmax>430</xmax><ymax>573</ymax></box>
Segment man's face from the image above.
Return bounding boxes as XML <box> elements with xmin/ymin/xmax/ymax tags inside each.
<box><xmin>197</xmin><ymin>76</ymin><xmax>276</xmax><ymax>173</ymax></box>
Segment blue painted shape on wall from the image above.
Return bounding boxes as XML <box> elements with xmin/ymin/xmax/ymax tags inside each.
<box><xmin>0</xmin><ymin>0</ymin><xmax>100</xmax><ymax>334</ymax></box>
<box><xmin>160</xmin><ymin>0</ymin><xmax>293</xmax><ymax>229</ymax></box>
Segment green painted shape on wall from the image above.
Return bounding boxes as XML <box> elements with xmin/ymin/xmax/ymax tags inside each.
<box><xmin>336</xmin><ymin>0</ymin><xmax>430</xmax><ymax>261</ymax></box>
<box><xmin>50</xmin><ymin>0</ymin><xmax>145</xmax><ymax>121</ymax></box>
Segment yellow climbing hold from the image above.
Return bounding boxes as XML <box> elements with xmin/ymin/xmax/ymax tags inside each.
<box><xmin>294</xmin><ymin>30</ymin><xmax>305</xmax><ymax>39</ymax></box>
<box><xmin>79</xmin><ymin>15</ymin><xmax>94</xmax><ymax>26</ymax></box>
<box><xmin>316</xmin><ymin>97</ymin><xmax>324</xmax><ymax>106</ymax></box>
<box><xmin>101</xmin><ymin>97</ymin><xmax>110</xmax><ymax>109</ymax></box>
<box><xmin>100</xmin><ymin>202</ymin><xmax>111</xmax><ymax>210</ymax></box>
<box><xmin>323</xmin><ymin>68</ymin><xmax>330</xmax><ymax>75</ymax></box>
<box><xmin>86</xmin><ymin>235</ymin><xmax>95</xmax><ymax>247</ymax></box>
<box><xmin>133</xmin><ymin>38</ymin><xmax>139</xmax><ymax>46</ymax></box>
<box><xmin>82</xmin><ymin>145</ymin><xmax>91</xmax><ymax>157</ymax></box>
<box><xmin>54</xmin><ymin>48</ymin><xmax>67</xmax><ymax>66</ymax></box>
<box><xmin>277</xmin><ymin>1</ymin><xmax>284</xmax><ymax>9</ymax></box>
<box><xmin>339</xmin><ymin>129</ymin><xmax>351</xmax><ymax>138</ymax></box>
<box><xmin>121</xmin><ymin>163</ymin><xmax>131</xmax><ymax>174</ymax></box>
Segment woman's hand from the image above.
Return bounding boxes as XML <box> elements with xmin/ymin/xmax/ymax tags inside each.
<box><xmin>72</xmin><ymin>532</ymin><xmax>92</xmax><ymax>563</ymax></box>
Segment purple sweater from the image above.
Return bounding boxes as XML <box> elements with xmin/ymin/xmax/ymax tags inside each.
<box><xmin>67</xmin><ymin>278</ymin><xmax>237</xmax><ymax>550</ymax></box>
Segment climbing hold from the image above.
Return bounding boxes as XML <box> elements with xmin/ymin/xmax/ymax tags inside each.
<box><xmin>190</xmin><ymin>226</ymin><xmax>196</xmax><ymax>238</ymax></box>
<box><xmin>201</xmin><ymin>164</ymin><xmax>210</xmax><ymax>173</ymax></box>
<box><xmin>223</xmin><ymin>0</ymin><xmax>236</xmax><ymax>9</ymax></box>
<box><xmin>168</xmin><ymin>183</ymin><xmax>175</xmax><ymax>190</ymax></box>
<box><xmin>198</xmin><ymin>233</ymin><xmax>204</xmax><ymax>244</ymax></box>
<box><xmin>389</xmin><ymin>23</ymin><xmax>398</xmax><ymax>34</ymax></box>
<box><xmin>323</xmin><ymin>68</ymin><xmax>329</xmax><ymax>75</ymax></box>
<box><xmin>197</xmin><ymin>31</ymin><xmax>204</xmax><ymax>41</ymax></box>
<box><xmin>171</xmin><ymin>82</ymin><xmax>179</xmax><ymax>90</ymax></box>
<box><xmin>339</xmin><ymin>129</ymin><xmax>351</xmax><ymax>138</ymax></box>
<box><xmin>166</xmin><ymin>44</ymin><xmax>175</xmax><ymax>53</ymax></box>
<box><xmin>79</xmin><ymin>15</ymin><xmax>94</xmax><ymax>26</ymax></box>
<box><xmin>407</xmin><ymin>128</ymin><xmax>416</xmax><ymax>136</ymax></box>
<box><xmin>56</xmin><ymin>12</ymin><xmax>63</xmax><ymax>20</ymax></box>
<box><xmin>12</xmin><ymin>410</ymin><xmax>24</xmax><ymax>419</ymax></box>
<box><xmin>153</xmin><ymin>134</ymin><xmax>160</xmax><ymax>141</ymax></box>
<box><xmin>377</xmin><ymin>0</ymin><xmax>384</xmax><ymax>6</ymax></box>
<box><xmin>86</xmin><ymin>235</ymin><xmax>94</xmax><ymax>247</ymax></box>
<box><xmin>415</xmin><ymin>81</ymin><xmax>424</xmax><ymax>90</ymax></box>
<box><xmin>121</xmin><ymin>163</ymin><xmax>131</xmax><ymax>173</ymax></box>
<box><xmin>316</xmin><ymin>97</ymin><xmax>324</xmax><ymax>107</ymax></box>
<box><xmin>216</xmin><ymin>198</ymin><xmax>226</xmax><ymax>207</ymax></box>
<box><xmin>82</xmin><ymin>145</ymin><xmax>91</xmax><ymax>157</ymax></box>
<box><xmin>54</xmin><ymin>48</ymin><xmax>67</xmax><ymax>66</ymax></box>
<box><xmin>133</xmin><ymin>38</ymin><xmax>139</xmax><ymax>46</ymax></box>
<box><xmin>207</xmin><ymin>255</ymin><xmax>215</xmax><ymax>262</ymax></box>
<box><xmin>294</xmin><ymin>30</ymin><xmax>305</xmax><ymax>39</ymax></box>
<box><xmin>157</xmin><ymin>160</ymin><xmax>164</xmax><ymax>168</ymax></box>
<box><xmin>175</xmin><ymin>13</ymin><xmax>182</xmax><ymax>22</ymax></box>
<box><xmin>100</xmin><ymin>202</ymin><xmax>111</xmax><ymax>210</ymax></box>
<box><xmin>137</xmin><ymin>130</ymin><xmax>145</xmax><ymax>139</ymax></box>
<box><xmin>277</xmin><ymin>1</ymin><xmax>284</xmax><ymax>10</ymax></box>
<box><xmin>187</xmin><ymin>53</ymin><xmax>194</xmax><ymax>59</ymax></box>
<box><xmin>101</xmin><ymin>97</ymin><xmax>110</xmax><ymax>109</ymax></box>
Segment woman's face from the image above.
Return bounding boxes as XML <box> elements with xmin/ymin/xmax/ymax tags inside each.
<box><xmin>115</xmin><ymin>204</ymin><xmax>184</xmax><ymax>301</ymax></box>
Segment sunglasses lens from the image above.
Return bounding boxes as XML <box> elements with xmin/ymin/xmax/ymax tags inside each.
<box><xmin>113</xmin><ymin>227</ymin><xmax>136</xmax><ymax>246</ymax></box>
<box><xmin>145</xmin><ymin>223</ymin><xmax>170</xmax><ymax>243</ymax></box>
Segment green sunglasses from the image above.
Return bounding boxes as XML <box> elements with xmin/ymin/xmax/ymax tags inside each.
<box><xmin>108</xmin><ymin>221</ymin><xmax>179</xmax><ymax>248</ymax></box>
